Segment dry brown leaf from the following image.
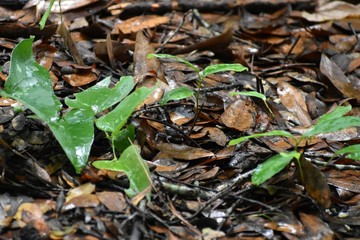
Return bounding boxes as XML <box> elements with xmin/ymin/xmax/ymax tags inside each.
<box><xmin>326</xmin><ymin>169</ymin><xmax>360</xmax><ymax>193</ymax></box>
<box><xmin>63</xmin><ymin>194</ymin><xmax>100</xmax><ymax>210</ymax></box>
<box><xmin>133</xmin><ymin>31</ymin><xmax>168</xmax><ymax>107</ymax></box>
<box><xmin>14</xmin><ymin>201</ymin><xmax>52</xmax><ymax>236</ymax></box>
<box><xmin>201</xmin><ymin>127</ymin><xmax>228</xmax><ymax>146</ymax></box>
<box><xmin>299</xmin><ymin>155</ymin><xmax>331</xmax><ymax>208</ymax></box>
<box><xmin>320</xmin><ymin>54</ymin><xmax>360</xmax><ymax>101</ymax></box>
<box><xmin>299</xmin><ymin>213</ymin><xmax>334</xmax><ymax>240</ymax></box>
<box><xmin>57</xmin><ymin>22</ymin><xmax>84</xmax><ymax>65</ymax></box>
<box><xmin>96</xmin><ymin>191</ymin><xmax>126</xmax><ymax>212</ymax></box>
<box><xmin>220</xmin><ymin>98</ymin><xmax>256</xmax><ymax>132</ymax></box>
<box><xmin>302</xmin><ymin>1</ymin><xmax>360</xmax><ymax>22</ymax></box>
<box><xmin>156</xmin><ymin>143</ymin><xmax>214</xmax><ymax>160</ymax></box>
<box><xmin>134</xmin><ymin>31</ymin><xmax>166</xmax><ymax>85</ymax></box>
<box><xmin>66</xmin><ymin>182</ymin><xmax>95</xmax><ymax>202</ymax></box>
<box><xmin>173</xmin><ymin>27</ymin><xmax>233</xmax><ymax>54</ymax></box>
<box><xmin>115</xmin><ymin>15</ymin><xmax>169</xmax><ymax>35</ymax></box>
<box><xmin>277</xmin><ymin>81</ymin><xmax>312</xmax><ymax>127</ymax></box>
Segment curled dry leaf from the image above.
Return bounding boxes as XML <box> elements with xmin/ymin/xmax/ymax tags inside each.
<box><xmin>133</xmin><ymin>31</ymin><xmax>168</xmax><ymax>106</ymax></box>
<box><xmin>156</xmin><ymin>142</ymin><xmax>214</xmax><ymax>160</ymax></box>
<box><xmin>220</xmin><ymin>98</ymin><xmax>256</xmax><ymax>132</ymax></box>
<box><xmin>320</xmin><ymin>54</ymin><xmax>360</xmax><ymax>101</ymax></box>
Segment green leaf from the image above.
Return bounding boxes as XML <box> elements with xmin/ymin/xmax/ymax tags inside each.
<box><xmin>335</xmin><ymin>144</ymin><xmax>360</xmax><ymax>161</ymax></box>
<box><xmin>96</xmin><ymin>86</ymin><xmax>154</xmax><ymax>133</ymax></box>
<box><xmin>201</xmin><ymin>64</ymin><xmax>248</xmax><ymax>78</ymax></box>
<box><xmin>252</xmin><ymin>151</ymin><xmax>300</xmax><ymax>186</ymax></box>
<box><xmin>229</xmin><ymin>130</ymin><xmax>294</xmax><ymax>146</ymax></box>
<box><xmin>303</xmin><ymin>106</ymin><xmax>360</xmax><ymax>137</ymax></box>
<box><xmin>159</xmin><ymin>86</ymin><xmax>194</xmax><ymax>105</ymax></box>
<box><xmin>65</xmin><ymin>76</ymin><xmax>134</xmax><ymax>114</ymax></box>
<box><xmin>50</xmin><ymin>108</ymin><xmax>94</xmax><ymax>173</ymax></box>
<box><xmin>147</xmin><ymin>53</ymin><xmax>199</xmax><ymax>74</ymax></box>
<box><xmin>4</xmin><ymin>37</ymin><xmax>62</xmax><ymax>123</ymax></box>
<box><xmin>93</xmin><ymin>145</ymin><xmax>152</xmax><ymax>199</ymax></box>
<box><xmin>2</xmin><ymin>37</ymin><xmax>94</xmax><ymax>173</ymax></box>
<box><xmin>39</xmin><ymin>0</ymin><xmax>56</xmax><ymax>30</ymax></box>
<box><xmin>230</xmin><ymin>91</ymin><xmax>266</xmax><ymax>101</ymax></box>
<box><xmin>112</xmin><ymin>124</ymin><xmax>135</xmax><ymax>153</ymax></box>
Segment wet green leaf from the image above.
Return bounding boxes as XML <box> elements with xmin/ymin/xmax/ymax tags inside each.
<box><xmin>230</xmin><ymin>91</ymin><xmax>266</xmax><ymax>101</ymax></box>
<box><xmin>4</xmin><ymin>36</ymin><xmax>62</xmax><ymax>123</ymax></box>
<box><xmin>96</xmin><ymin>86</ymin><xmax>154</xmax><ymax>133</ymax></box>
<box><xmin>201</xmin><ymin>64</ymin><xmax>248</xmax><ymax>78</ymax></box>
<box><xmin>93</xmin><ymin>145</ymin><xmax>152</xmax><ymax>199</ymax></box>
<box><xmin>50</xmin><ymin>108</ymin><xmax>94</xmax><ymax>172</ymax></box>
<box><xmin>2</xmin><ymin>37</ymin><xmax>93</xmax><ymax>173</ymax></box>
<box><xmin>159</xmin><ymin>86</ymin><xmax>194</xmax><ymax>105</ymax></box>
<box><xmin>65</xmin><ymin>76</ymin><xmax>134</xmax><ymax>114</ymax></box>
<box><xmin>113</xmin><ymin>124</ymin><xmax>135</xmax><ymax>153</ymax></box>
<box><xmin>229</xmin><ymin>130</ymin><xmax>294</xmax><ymax>146</ymax></box>
<box><xmin>39</xmin><ymin>0</ymin><xmax>56</xmax><ymax>30</ymax></box>
<box><xmin>335</xmin><ymin>144</ymin><xmax>360</xmax><ymax>161</ymax></box>
<box><xmin>252</xmin><ymin>151</ymin><xmax>300</xmax><ymax>186</ymax></box>
<box><xmin>303</xmin><ymin>106</ymin><xmax>360</xmax><ymax>137</ymax></box>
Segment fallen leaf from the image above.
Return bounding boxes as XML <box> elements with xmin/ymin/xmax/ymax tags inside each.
<box><xmin>156</xmin><ymin>143</ymin><xmax>214</xmax><ymax>160</ymax></box>
<box><xmin>277</xmin><ymin>81</ymin><xmax>312</xmax><ymax>127</ymax></box>
<box><xmin>298</xmin><ymin>155</ymin><xmax>331</xmax><ymax>208</ymax></box>
<box><xmin>220</xmin><ymin>98</ymin><xmax>256</xmax><ymax>131</ymax></box>
<box><xmin>115</xmin><ymin>15</ymin><xmax>169</xmax><ymax>34</ymax></box>
<box><xmin>320</xmin><ymin>54</ymin><xmax>360</xmax><ymax>101</ymax></box>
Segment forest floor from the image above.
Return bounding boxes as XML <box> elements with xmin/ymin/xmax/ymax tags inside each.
<box><xmin>0</xmin><ymin>0</ymin><xmax>360</xmax><ymax>239</ymax></box>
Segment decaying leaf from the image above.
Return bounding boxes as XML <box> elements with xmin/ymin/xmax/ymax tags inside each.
<box><xmin>220</xmin><ymin>98</ymin><xmax>256</xmax><ymax>131</ymax></box>
<box><xmin>298</xmin><ymin>155</ymin><xmax>331</xmax><ymax>208</ymax></box>
<box><xmin>277</xmin><ymin>81</ymin><xmax>312</xmax><ymax>127</ymax></box>
<box><xmin>320</xmin><ymin>54</ymin><xmax>360</xmax><ymax>101</ymax></box>
<box><xmin>114</xmin><ymin>15</ymin><xmax>169</xmax><ymax>34</ymax></box>
<box><xmin>156</xmin><ymin>143</ymin><xmax>214</xmax><ymax>160</ymax></box>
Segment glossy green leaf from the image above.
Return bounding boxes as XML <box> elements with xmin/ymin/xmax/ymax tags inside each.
<box><xmin>335</xmin><ymin>144</ymin><xmax>360</xmax><ymax>161</ymax></box>
<box><xmin>230</xmin><ymin>91</ymin><xmax>266</xmax><ymax>101</ymax></box>
<box><xmin>159</xmin><ymin>86</ymin><xmax>194</xmax><ymax>106</ymax></box>
<box><xmin>113</xmin><ymin>124</ymin><xmax>135</xmax><ymax>153</ymax></box>
<box><xmin>303</xmin><ymin>106</ymin><xmax>360</xmax><ymax>137</ymax></box>
<box><xmin>65</xmin><ymin>76</ymin><xmax>134</xmax><ymax>114</ymax></box>
<box><xmin>4</xmin><ymin>36</ymin><xmax>62</xmax><ymax>123</ymax></box>
<box><xmin>2</xmin><ymin>37</ymin><xmax>94</xmax><ymax>173</ymax></box>
<box><xmin>229</xmin><ymin>130</ymin><xmax>294</xmax><ymax>146</ymax></box>
<box><xmin>93</xmin><ymin>145</ymin><xmax>152</xmax><ymax>199</ymax></box>
<box><xmin>147</xmin><ymin>53</ymin><xmax>199</xmax><ymax>74</ymax></box>
<box><xmin>39</xmin><ymin>0</ymin><xmax>56</xmax><ymax>30</ymax></box>
<box><xmin>252</xmin><ymin>151</ymin><xmax>300</xmax><ymax>186</ymax></box>
<box><xmin>96</xmin><ymin>86</ymin><xmax>154</xmax><ymax>133</ymax></box>
<box><xmin>201</xmin><ymin>64</ymin><xmax>248</xmax><ymax>78</ymax></box>
<box><xmin>50</xmin><ymin>108</ymin><xmax>94</xmax><ymax>172</ymax></box>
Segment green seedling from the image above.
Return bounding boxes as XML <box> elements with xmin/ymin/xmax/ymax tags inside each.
<box><xmin>229</xmin><ymin>105</ymin><xmax>360</xmax><ymax>185</ymax></box>
<box><xmin>1</xmin><ymin>37</ymin><xmax>154</xmax><ymax>199</ymax></box>
<box><xmin>39</xmin><ymin>0</ymin><xmax>56</xmax><ymax>30</ymax></box>
<box><xmin>148</xmin><ymin>53</ymin><xmax>248</xmax><ymax>108</ymax></box>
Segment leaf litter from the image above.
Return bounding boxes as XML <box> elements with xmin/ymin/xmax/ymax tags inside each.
<box><xmin>0</xmin><ymin>0</ymin><xmax>360</xmax><ymax>239</ymax></box>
